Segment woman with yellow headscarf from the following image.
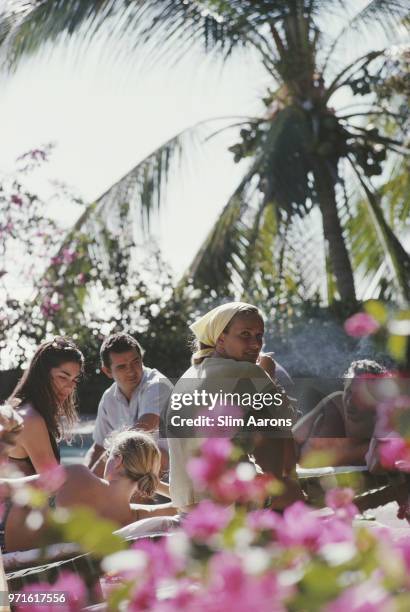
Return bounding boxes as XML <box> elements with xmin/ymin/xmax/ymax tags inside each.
<box><xmin>167</xmin><ymin>301</ymin><xmax>304</xmax><ymax>513</ymax></box>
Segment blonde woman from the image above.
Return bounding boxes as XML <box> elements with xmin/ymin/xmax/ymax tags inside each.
<box><xmin>4</xmin><ymin>430</ymin><xmax>175</xmax><ymax>552</ymax></box>
<box><xmin>168</xmin><ymin>301</ymin><xmax>304</xmax><ymax>513</ymax></box>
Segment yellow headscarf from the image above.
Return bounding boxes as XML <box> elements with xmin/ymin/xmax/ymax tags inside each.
<box><xmin>190</xmin><ymin>302</ymin><xmax>261</xmax><ymax>362</ymax></box>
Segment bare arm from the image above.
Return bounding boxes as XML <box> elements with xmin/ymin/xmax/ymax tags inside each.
<box><xmin>85</xmin><ymin>443</ymin><xmax>107</xmax><ymax>476</ymax></box>
<box><xmin>130</xmin><ymin>502</ymin><xmax>177</xmax><ymax>521</ymax></box>
<box><xmin>292</xmin><ymin>393</ymin><xmax>343</xmax><ymax>446</ymax></box>
<box><xmin>135</xmin><ymin>413</ymin><xmax>160</xmax><ymax>431</ymax></box>
<box><xmin>14</xmin><ymin>414</ymin><xmax>59</xmax><ymax>474</ymax></box>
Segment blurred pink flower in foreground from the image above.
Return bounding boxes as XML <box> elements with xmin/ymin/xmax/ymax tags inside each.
<box><xmin>379</xmin><ymin>438</ymin><xmax>410</xmax><ymax>471</ymax></box>
<box><xmin>203</xmin><ymin>551</ymin><xmax>289</xmax><ymax>612</ymax></box>
<box><xmin>344</xmin><ymin>313</ymin><xmax>380</xmax><ymax>337</ymax></box>
<box><xmin>211</xmin><ymin>468</ymin><xmax>275</xmax><ymax>505</ymax></box>
<box><xmin>187</xmin><ymin>438</ymin><xmax>232</xmax><ymax>488</ymax></box>
<box><xmin>325</xmin><ymin>488</ymin><xmax>358</xmax><ymax>521</ymax></box>
<box><xmin>37</xmin><ymin>464</ymin><xmax>67</xmax><ymax>493</ymax></box>
<box><xmin>17</xmin><ymin>571</ymin><xmax>86</xmax><ymax>611</ymax></box>
<box><xmin>247</xmin><ymin>509</ymin><xmax>282</xmax><ymax>534</ymax></box>
<box><xmin>183</xmin><ymin>500</ymin><xmax>233</xmax><ymax>541</ymax></box>
<box><xmin>325</xmin><ymin>579</ymin><xmax>394</xmax><ymax>612</ymax></box>
<box><xmin>132</xmin><ymin>537</ymin><xmax>184</xmax><ymax>578</ymax></box>
<box><xmin>278</xmin><ymin>502</ymin><xmax>354</xmax><ymax>551</ymax></box>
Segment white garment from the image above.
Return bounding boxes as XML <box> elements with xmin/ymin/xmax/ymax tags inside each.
<box><xmin>168</xmin><ymin>357</ymin><xmax>289</xmax><ymax>512</ymax></box>
<box><xmin>93</xmin><ymin>367</ymin><xmax>172</xmax><ymax>448</ymax></box>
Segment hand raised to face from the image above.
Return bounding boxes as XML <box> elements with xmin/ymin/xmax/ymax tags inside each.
<box><xmin>257</xmin><ymin>353</ymin><xmax>276</xmax><ymax>379</ymax></box>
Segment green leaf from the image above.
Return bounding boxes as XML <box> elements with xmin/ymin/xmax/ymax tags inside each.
<box><xmin>364</xmin><ymin>300</ymin><xmax>387</xmax><ymax>324</ymax></box>
<box><xmin>50</xmin><ymin>506</ymin><xmax>126</xmax><ymax>557</ymax></box>
<box><xmin>387</xmin><ymin>334</ymin><xmax>408</xmax><ymax>362</ymax></box>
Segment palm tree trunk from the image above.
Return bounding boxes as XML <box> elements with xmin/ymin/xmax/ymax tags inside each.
<box><xmin>313</xmin><ymin>162</ymin><xmax>357</xmax><ymax>306</ymax></box>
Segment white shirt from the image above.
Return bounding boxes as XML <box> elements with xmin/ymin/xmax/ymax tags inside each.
<box><xmin>93</xmin><ymin>366</ymin><xmax>172</xmax><ymax>447</ymax></box>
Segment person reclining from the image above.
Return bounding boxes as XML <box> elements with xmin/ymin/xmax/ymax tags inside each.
<box><xmin>293</xmin><ymin>360</ymin><xmax>388</xmax><ymax>466</ymax></box>
<box><xmin>2</xmin><ymin>430</ymin><xmax>176</xmax><ymax>553</ymax></box>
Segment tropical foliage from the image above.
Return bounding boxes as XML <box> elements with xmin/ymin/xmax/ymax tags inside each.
<box><xmin>8</xmin><ymin>432</ymin><xmax>410</xmax><ymax>611</ymax></box>
<box><xmin>1</xmin><ymin>1</ymin><xmax>409</xmax><ymax>310</ymax></box>
<box><xmin>0</xmin><ymin>148</ymin><xmax>198</xmax><ymax>377</ymax></box>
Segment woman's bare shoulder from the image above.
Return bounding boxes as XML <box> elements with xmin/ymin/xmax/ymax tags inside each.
<box><xmin>64</xmin><ymin>464</ymin><xmax>98</xmax><ymax>481</ymax></box>
<box><xmin>20</xmin><ymin>405</ymin><xmax>44</xmax><ymax>423</ymax></box>
<box><xmin>57</xmin><ymin>465</ymin><xmax>103</xmax><ymax>506</ymax></box>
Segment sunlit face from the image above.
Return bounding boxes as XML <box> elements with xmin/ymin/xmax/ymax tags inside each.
<box><xmin>103</xmin><ymin>450</ymin><xmax>121</xmax><ymax>481</ymax></box>
<box><xmin>216</xmin><ymin>313</ymin><xmax>264</xmax><ymax>363</ymax></box>
<box><xmin>103</xmin><ymin>349</ymin><xmax>143</xmax><ymax>395</ymax></box>
<box><xmin>50</xmin><ymin>361</ymin><xmax>81</xmax><ymax>403</ymax></box>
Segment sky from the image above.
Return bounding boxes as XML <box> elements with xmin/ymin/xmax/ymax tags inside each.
<box><xmin>0</xmin><ymin>34</ymin><xmax>269</xmax><ymax>285</ymax></box>
<box><xmin>0</xmin><ymin>0</ymin><xmax>402</xmax><ymax>294</ymax></box>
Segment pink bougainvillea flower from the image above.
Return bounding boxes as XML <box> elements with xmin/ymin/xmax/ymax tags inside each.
<box><xmin>62</xmin><ymin>248</ymin><xmax>77</xmax><ymax>264</ymax></box>
<box><xmin>37</xmin><ymin>464</ymin><xmax>67</xmax><ymax>493</ymax></box>
<box><xmin>247</xmin><ymin>509</ymin><xmax>283</xmax><ymax>534</ymax></box>
<box><xmin>128</xmin><ymin>578</ymin><xmax>157</xmax><ymax>612</ymax></box>
<box><xmin>210</xmin><ymin>466</ymin><xmax>276</xmax><ymax>505</ymax></box>
<box><xmin>16</xmin><ymin>572</ymin><xmax>86</xmax><ymax>611</ymax></box>
<box><xmin>376</xmin><ymin>396</ymin><xmax>410</xmax><ymax>438</ymax></box>
<box><xmin>394</xmin><ymin>538</ymin><xmax>410</xmax><ymax>573</ymax></box>
<box><xmin>344</xmin><ymin>313</ymin><xmax>380</xmax><ymax>337</ymax></box>
<box><xmin>379</xmin><ymin>438</ymin><xmax>410</xmax><ymax>471</ymax></box>
<box><xmin>325</xmin><ymin>488</ymin><xmax>358</xmax><ymax>521</ymax></box>
<box><xmin>53</xmin><ymin>571</ymin><xmax>87</xmax><ymax>610</ymax></box>
<box><xmin>150</xmin><ymin>579</ymin><xmax>199</xmax><ymax>611</ymax></box>
<box><xmin>326</xmin><ymin>487</ymin><xmax>355</xmax><ymax>509</ymax></box>
<box><xmin>16</xmin><ymin>583</ymin><xmax>55</xmax><ymax>612</ymax></box>
<box><xmin>183</xmin><ymin>500</ymin><xmax>233</xmax><ymax>541</ymax></box>
<box><xmin>325</xmin><ymin>580</ymin><xmax>394</xmax><ymax>612</ymax></box>
<box><xmin>278</xmin><ymin>502</ymin><xmax>323</xmax><ymax>550</ymax></box>
<box><xmin>132</xmin><ymin>537</ymin><xmax>184</xmax><ymax>578</ymax></box>
<box><xmin>320</xmin><ymin>516</ymin><xmax>354</xmax><ymax>547</ymax></box>
<box><xmin>187</xmin><ymin>438</ymin><xmax>232</xmax><ymax>488</ymax></box>
<box><xmin>203</xmin><ymin>551</ymin><xmax>288</xmax><ymax>612</ymax></box>
<box><xmin>11</xmin><ymin>194</ymin><xmax>23</xmax><ymax>206</ymax></box>
<box><xmin>76</xmin><ymin>272</ymin><xmax>86</xmax><ymax>285</ymax></box>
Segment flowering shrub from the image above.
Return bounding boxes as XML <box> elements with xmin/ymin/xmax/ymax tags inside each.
<box><xmin>7</xmin><ymin>429</ymin><xmax>410</xmax><ymax>610</ymax></box>
<box><xmin>92</xmin><ymin>439</ymin><xmax>410</xmax><ymax>610</ymax></box>
<box><xmin>7</xmin><ymin>299</ymin><xmax>410</xmax><ymax>609</ymax></box>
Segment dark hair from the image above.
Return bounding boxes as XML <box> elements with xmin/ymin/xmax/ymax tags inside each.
<box><xmin>344</xmin><ymin>359</ymin><xmax>387</xmax><ymax>378</ymax></box>
<box><xmin>100</xmin><ymin>333</ymin><xmax>143</xmax><ymax>368</ymax></box>
<box><xmin>9</xmin><ymin>337</ymin><xmax>84</xmax><ymax>441</ymax></box>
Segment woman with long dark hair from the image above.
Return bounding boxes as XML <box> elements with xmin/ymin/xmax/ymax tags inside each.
<box><xmin>7</xmin><ymin>337</ymin><xmax>84</xmax><ymax>475</ymax></box>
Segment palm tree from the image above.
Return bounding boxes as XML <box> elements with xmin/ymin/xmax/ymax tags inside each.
<box><xmin>1</xmin><ymin>0</ymin><xmax>409</xmax><ymax>308</ymax></box>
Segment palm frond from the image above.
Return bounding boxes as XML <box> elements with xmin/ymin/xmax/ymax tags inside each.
<box><xmin>48</xmin><ymin>121</ymin><xmax>209</xmax><ymax>275</ymax></box>
<box><xmin>344</xmin><ymin>195</ymin><xmax>385</xmax><ymax>294</ymax></box>
<box><xmin>345</xmin><ymin>0</ymin><xmax>409</xmax><ymax>33</ymax></box>
<box><xmin>0</xmin><ymin>0</ymin><xmax>123</xmax><ymax>69</ymax></box>
<box><xmin>184</xmin><ymin>163</ymin><xmax>262</xmax><ymax>293</ymax></box>
<box><xmin>381</xmin><ymin>158</ymin><xmax>410</xmax><ymax>228</ymax></box>
<box><xmin>322</xmin><ymin>0</ymin><xmax>409</xmax><ymax>72</ymax></box>
<box><xmin>348</xmin><ymin>155</ymin><xmax>410</xmax><ymax>304</ymax></box>
<box><xmin>0</xmin><ymin>0</ymin><xmax>278</xmax><ymax>70</ymax></box>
